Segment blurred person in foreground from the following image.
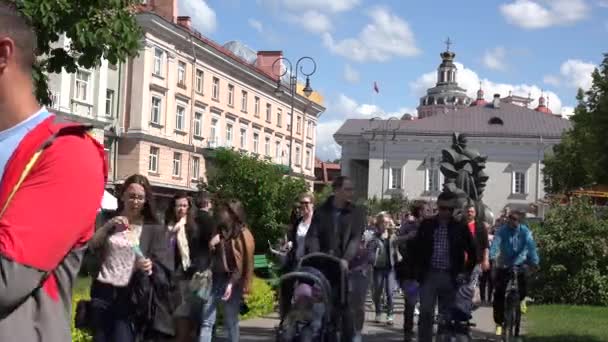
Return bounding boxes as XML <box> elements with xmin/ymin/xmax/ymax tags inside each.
<box><xmin>0</xmin><ymin>2</ymin><xmax>106</xmax><ymax>341</ymax></box>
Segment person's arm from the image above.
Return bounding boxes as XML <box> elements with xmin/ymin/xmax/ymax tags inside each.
<box><xmin>304</xmin><ymin>212</ymin><xmax>321</xmax><ymax>254</ymax></box>
<box><xmin>0</xmin><ymin>135</ymin><xmax>105</xmax><ymax>310</ymax></box>
<box><xmin>463</xmin><ymin>223</ymin><xmax>477</xmax><ymax>271</ymax></box>
<box><xmin>525</xmin><ymin>229</ymin><xmax>540</xmax><ymax>267</ymax></box>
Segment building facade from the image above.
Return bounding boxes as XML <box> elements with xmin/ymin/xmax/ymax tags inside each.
<box><xmin>47</xmin><ymin>35</ymin><xmax>121</xmax><ymax>186</ymax></box>
<box><xmin>313</xmin><ymin>158</ymin><xmax>341</xmax><ymax>193</ymax></box>
<box><xmin>335</xmin><ymin>49</ymin><xmax>571</xmax><ymax>217</ymax></box>
<box><xmin>116</xmin><ymin>6</ymin><xmax>324</xmax><ymax>208</ymax></box>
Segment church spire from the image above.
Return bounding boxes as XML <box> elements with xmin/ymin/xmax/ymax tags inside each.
<box><xmin>437</xmin><ymin>38</ymin><xmax>457</xmax><ymax>85</ymax></box>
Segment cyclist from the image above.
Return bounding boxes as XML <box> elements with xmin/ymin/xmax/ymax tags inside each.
<box><xmin>489</xmin><ymin>210</ymin><xmax>539</xmax><ymax>336</ymax></box>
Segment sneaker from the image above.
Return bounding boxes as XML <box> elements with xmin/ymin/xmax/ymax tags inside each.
<box><xmin>495</xmin><ymin>325</ymin><xmax>503</xmax><ymax>336</ymax></box>
<box><xmin>375</xmin><ymin>314</ymin><xmax>382</xmax><ymax>323</ymax></box>
<box><xmin>387</xmin><ymin>315</ymin><xmax>394</xmax><ymax>325</ymax></box>
<box><xmin>521</xmin><ymin>300</ymin><xmax>528</xmax><ymax>314</ymax></box>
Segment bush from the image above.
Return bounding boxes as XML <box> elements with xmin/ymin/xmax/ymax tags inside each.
<box><xmin>529</xmin><ymin>198</ymin><xmax>608</xmax><ymax>305</ymax></box>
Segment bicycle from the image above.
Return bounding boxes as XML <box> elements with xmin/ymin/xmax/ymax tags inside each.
<box><xmin>502</xmin><ymin>265</ymin><xmax>526</xmax><ymax>341</ymax></box>
<box><xmin>436</xmin><ymin>311</ymin><xmax>475</xmax><ymax>342</ymax></box>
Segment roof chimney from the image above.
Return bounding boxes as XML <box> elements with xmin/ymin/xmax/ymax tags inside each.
<box><xmin>492</xmin><ymin>94</ymin><xmax>501</xmax><ymax>109</ymax></box>
<box><xmin>149</xmin><ymin>0</ymin><xmax>177</xmax><ymax>23</ymax></box>
<box><xmin>177</xmin><ymin>16</ymin><xmax>192</xmax><ymax>31</ymax></box>
<box><xmin>255</xmin><ymin>51</ymin><xmax>283</xmax><ymax>81</ymax></box>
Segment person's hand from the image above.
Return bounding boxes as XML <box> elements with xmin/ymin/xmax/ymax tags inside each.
<box><xmin>482</xmin><ymin>260</ymin><xmax>490</xmax><ymax>271</ymax></box>
<box><xmin>222</xmin><ymin>283</ymin><xmax>233</xmax><ymax>301</ymax></box>
<box><xmin>136</xmin><ymin>258</ymin><xmax>153</xmax><ymax>274</ymax></box>
<box><xmin>106</xmin><ymin>216</ymin><xmax>129</xmax><ymax>232</ymax></box>
<box><xmin>340</xmin><ymin>258</ymin><xmax>349</xmax><ymax>271</ymax></box>
<box><xmin>209</xmin><ymin>234</ymin><xmax>221</xmax><ymax>249</ymax></box>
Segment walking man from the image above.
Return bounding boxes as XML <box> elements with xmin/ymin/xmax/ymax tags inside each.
<box><xmin>410</xmin><ymin>192</ymin><xmax>477</xmax><ymax>342</ymax></box>
<box><xmin>0</xmin><ymin>2</ymin><xmax>107</xmax><ymax>340</ymax></box>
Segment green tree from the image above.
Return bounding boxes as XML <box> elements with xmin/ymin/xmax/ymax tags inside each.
<box><xmin>365</xmin><ymin>194</ymin><xmax>409</xmax><ymax>220</ymax></box>
<box><xmin>314</xmin><ymin>184</ymin><xmax>333</xmax><ymax>206</ymax></box>
<box><xmin>544</xmin><ymin>53</ymin><xmax>608</xmax><ymax>193</ymax></box>
<box><xmin>529</xmin><ymin>198</ymin><xmax>608</xmax><ymax>305</ymax></box>
<box><xmin>200</xmin><ymin>148</ymin><xmax>308</xmax><ymax>252</ymax></box>
<box><xmin>14</xmin><ymin>0</ymin><xmax>142</xmax><ymax>105</ymax></box>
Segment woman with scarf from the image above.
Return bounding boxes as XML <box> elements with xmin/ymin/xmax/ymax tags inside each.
<box><xmin>164</xmin><ymin>192</ymin><xmax>208</xmax><ymax>342</ymax></box>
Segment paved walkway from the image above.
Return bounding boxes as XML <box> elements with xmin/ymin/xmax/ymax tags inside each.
<box><xmin>217</xmin><ymin>296</ymin><xmax>504</xmax><ymax>341</ymax></box>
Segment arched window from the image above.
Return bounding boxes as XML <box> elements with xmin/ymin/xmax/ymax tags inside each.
<box><xmin>488</xmin><ymin>117</ymin><xmax>504</xmax><ymax>125</ymax></box>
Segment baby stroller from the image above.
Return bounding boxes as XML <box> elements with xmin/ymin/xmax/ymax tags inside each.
<box><xmin>275</xmin><ymin>253</ymin><xmax>349</xmax><ymax>342</ymax></box>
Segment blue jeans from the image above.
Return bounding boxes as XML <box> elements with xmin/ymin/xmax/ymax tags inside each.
<box><xmin>198</xmin><ymin>275</ymin><xmax>243</xmax><ymax>342</ymax></box>
<box><xmin>90</xmin><ymin>280</ymin><xmax>134</xmax><ymax>342</ymax></box>
<box><xmin>372</xmin><ymin>268</ymin><xmax>394</xmax><ymax>316</ymax></box>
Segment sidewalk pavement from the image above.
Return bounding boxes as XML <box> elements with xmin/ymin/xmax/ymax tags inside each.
<box><xmin>217</xmin><ymin>295</ymin><xmax>503</xmax><ymax>341</ymax></box>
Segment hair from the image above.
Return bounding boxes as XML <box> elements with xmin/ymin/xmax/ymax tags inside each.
<box><xmin>299</xmin><ymin>192</ymin><xmax>314</xmax><ymax>204</ymax></box>
<box><xmin>437</xmin><ymin>191</ymin><xmax>457</xmax><ymax>203</ymax></box>
<box><xmin>0</xmin><ymin>2</ymin><xmax>37</xmax><ymax>70</ymax></box>
<box><xmin>411</xmin><ymin>201</ymin><xmax>429</xmax><ymax>219</ymax></box>
<box><xmin>331</xmin><ymin>175</ymin><xmax>350</xmax><ymax>191</ymax></box>
<box><xmin>164</xmin><ymin>191</ymin><xmax>196</xmax><ymax>226</ymax></box>
<box><xmin>509</xmin><ymin>210</ymin><xmax>523</xmax><ymax>220</ymax></box>
<box><xmin>195</xmin><ymin>191</ymin><xmax>212</xmax><ymax>209</ymax></box>
<box><xmin>117</xmin><ymin>174</ymin><xmax>158</xmax><ymax>224</ymax></box>
<box><xmin>375</xmin><ymin>211</ymin><xmax>394</xmax><ymax>228</ymax></box>
<box><xmin>215</xmin><ymin>199</ymin><xmax>248</xmax><ymax>240</ymax></box>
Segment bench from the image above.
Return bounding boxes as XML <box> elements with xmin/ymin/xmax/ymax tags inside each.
<box><xmin>254</xmin><ymin>254</ymin><xmax>271</xmax><ymax>271</ymax></box>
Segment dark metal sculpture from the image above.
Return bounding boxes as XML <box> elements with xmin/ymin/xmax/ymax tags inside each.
<box><xmin>440</xmin><ymin>133</ymin><xmax>494</xmax><ymax>225</ymax></box>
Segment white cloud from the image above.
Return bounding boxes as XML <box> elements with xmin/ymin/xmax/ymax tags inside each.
<box><xmin>289</xmin><ymin>10</ymin><xmax>333</xmax><ymax>34</ymax></box>
<box><xmin>410</xmin><ymin>62</ymin><xmax>566</xmax><ymax>114</ymax></box>
<box><xmin>482</xmin><ymin>47</ymin><xmax>507</xmax><ymax>71</ymax></box>
<box><xmin>316</xmin><ymin>94</ymin><xmax>416</xmax><ymax>160</ymax></box>
<box><xmin>500</xmin><ymin>0</ymin><xmax>590</xmax><ymax>29</ymax></box>
<box><xmin>544</xmin><ymin>59</ymin><xmax>596</xmax><ymax>89</ymax></box>
<box><xmin>278</xmin><ymin>0</ymin><xmax>360</xmax><ymax>13</ymax></box>
<box><xmin>343</xmin><ymin>64</ymin><xmax>360</xmax><ymax>83</ymax></box>
<box><xmin>322</xmin><ymin>7</ymin><xmax>420</xmax><ymax>62</ymax></box>
<box><xmin>248</xmin><ymin>19</ymin><xmax>264</xmax><ymax>33</ymax></box>
<box><xmin>561</xmin><ymin>106</ymin><xmax>575</xmax><ymax>118</ymax></box>
<box><xmin>179</xmin><ymin>0</ymin><xmax>217</xmax><ymax>33</ymax></box>
<box><xmin>598</xmin><ymin>0</ymin><xmax>608</xmax><ymax>7</ymax></box>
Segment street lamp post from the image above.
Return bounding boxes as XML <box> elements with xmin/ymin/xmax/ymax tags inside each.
<box><xmin>272</xmin><ymin>57</ymin><xmax>317</xmax><ymax>174</ymax></box>
<box><xmin>369</xmin><ymin>116</ymin><xmax>400</xmax><ymax>200</ymax></box>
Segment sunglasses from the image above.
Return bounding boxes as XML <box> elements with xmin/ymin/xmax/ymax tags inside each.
<box><xmin>300</xmin><ymin>201</ymin><xmax>311</xmax><ymax>205</ymax></box>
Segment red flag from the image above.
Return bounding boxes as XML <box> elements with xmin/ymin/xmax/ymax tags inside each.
<box><xmin>373</xmin><ymin>81</ymin><xmax>379</xmax><ymax>94</ymax></box>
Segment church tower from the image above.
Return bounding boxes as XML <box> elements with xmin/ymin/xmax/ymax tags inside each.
<box><xmin>417</xmin><ymin>39</ymin><xmax>472</xmax><ymax>118</ymax></box>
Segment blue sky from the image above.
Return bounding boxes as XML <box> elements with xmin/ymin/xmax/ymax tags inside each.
<box><xmin>179</xmin><ymin>0</ymin><xmax>608</xmax><ymax>160</ymax></box>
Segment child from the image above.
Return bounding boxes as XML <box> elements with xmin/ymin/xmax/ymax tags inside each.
<box><xmin>281</xmin><ymin>283</ymin><xmax>326</xmax><ymax>341</ymax></box>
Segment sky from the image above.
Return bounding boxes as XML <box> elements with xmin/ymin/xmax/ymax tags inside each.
<box><xmin>178</xmin><ymin>0</ymin><xmax>608</xmax><ymax>161</ymax></box>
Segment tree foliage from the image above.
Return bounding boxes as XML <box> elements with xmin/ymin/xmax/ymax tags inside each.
<box><xmin>544</xmin><ymin>53</ymin><xmax>608</xmax><ymax>193</ymax></box>
<box><xmin>529</xmin><ymin>198</ymin><xmax>608</xmax><ymax>305</ymax></box>
<box><xmin>365</xmin><ymin>194</ymin><xmax>409</xmax><ymax>220</ymax></box>
<box><xmin>13</xmin><ymin>0</ymin><xmax>142</xmax><ymax>105</ymax></box>
<box><xmin>200</xmin><ymin>148</ymin><xmax>309</xmax><ymax>252</ymax></box>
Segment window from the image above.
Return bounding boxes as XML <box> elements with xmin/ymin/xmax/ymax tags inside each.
<box><xmin>390</xmin><ymin>167</ymin><xmax>402</xmax><ymax>189</ymax></box>
<box><xmin>241</xmin><ymin>91</ymin><xmax>248</xmax><ymax>112</ymax></box>
<box><xmin>513</xmin><ymin>171</ymin><xmax>526</xmax><ymax>194</ymax></box>
<box><xmin>296</xmin><ymin>116</ymin><xmax>302</xmax><ymax>134</ymax></box>
<box><xmin>153</xmin><ymin>48</ymin><xmax>163</xmax><ymax>76</ymax></box>
<box><xmin>176</xmin><ymin>105</ymin><xmax>186</xmax><ymax>131</ymax></box>
<box><xmin>177</xmin><ymin>61</ymin><xmax>186</xmax><ymax>86</ymax></box>
<box><xmin>212</xmin><ymin>77</ymin><xmax>220</xmax><ymax>100</ymax></box>
<box><xmin>295</xmin><ymin>146</ymin><xmax>301</xmax><ymax>166</ymax></box>
<box><xmin>240</xmin><ymin>127</ymin><xmax>247</xmax><ymax>149</ymax></box>
<box><xmin>148</xmin><ymin>146</ymin><xmax>159</xmax><ymax>173</ymax></box>
<box><xmin>307</xmin><ymin>121</ymin><xmax>313</xmax><ymax>139</ymax></box>
<box><xmin>151</xmin><ymin>96</ymin><xmax>162</xmax><ymax>124</ymax></box>
<box><xmin>254</xmin><ymin>97</ymin><xmax>260</xmax><ymax>117</ymax></box>
<box><xmin>265</xmin><ymin>137</ymin><xmax>271</xmax><ymax>156</ymax></box>
<box><xmin>253</xmin><ymin>133</ymin><xmax>259</xmax><ymax>153</ymax></box>
<box><xmin>172</xmin><ymin>152</ymin><xmax>182</xmax><ymax>177</ymax></box>
<box><xmin>275</xmin><ymin>141</ymin><xmax>281</xmax><ymax>161</ymax></box>
<box><xmin>426</xmin><ymin>168</ymin><xmax>440</xmax><ymax>192</ymax></box>
<box><xmin>305</xmin><ymin>149</ymin><xmax>312</xmax><ymax>169</ymax></box>
<box><xmin>195</xmin><ymin>69</ymin><xmax>204</xmax><ymax>93</ymax></box>
<box><xmin>193</xmin><ymin>112</ymin><xmax>203</xmax><ymax>137</ymax></box>
<box><xmin>287</xmin><ymin>113</ymin><xmax>292</xmax><ymax>131</ymax></box>
<box><xmin>191</xmin><ymin>156</ymin><xmax>200</xmax><ymax>180</ymax></box>
<box><xmin>266</xmin><ymin>103</ymin><xmax>272</xmax><ymax>122</ymax></box>
<box><xmin>227</xmin><ymin>84</ymin><xmax>234</xmax><ymax>106</ymax></box>
<box><xmin>210</xmin><ymin>118</ymin><xmax>219</xmax><ymax>146</ymax></box>
<box><xmin>284</xmin><ymin>143</ymin><xmax>290</xmax><ymax>164</ymax></box>
<box><xmin>225</xmin><ymin>123</ymin><xmax>233</xmax><ymax>147</ymax></box>
<box><xmin>277</xmin><ymin>109</ymin><xmax>282</xmax><ymax>127</ymax></box>
<box><xmin>105</xmin><ymin>89</ymin><xmax>114</xmax><ymax>117</ymax></box>
<box><xmin>75</xmin><ymin>70</ymin><xmax>90</xmax><ymax>101</ymax></box>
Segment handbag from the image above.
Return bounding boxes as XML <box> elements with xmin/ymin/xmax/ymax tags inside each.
<box><xmin>189</xmin><ymin>269</ymin><xmax>213</xmax><ymax>303</ymax></box>
<box><xmin>74</xmin><ymin>300</ymin><xmax>92</xmax><ymax>331</ymax></box>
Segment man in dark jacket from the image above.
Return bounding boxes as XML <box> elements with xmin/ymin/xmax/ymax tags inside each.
<box><xmin>409</xmin><ymin>192</ymin><xmax>477</xmax><ymax>342</ymax></box>
<box><xmin>305</xmin><ymin>176</ymin><xmax>366</xmax><ymax>342</ymax></box>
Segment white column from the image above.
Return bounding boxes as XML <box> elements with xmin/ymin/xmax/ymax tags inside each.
<box><xmin>96</xmin><ymin>59</ymin><xmax>109</xmax><ymax>119</ymax></box>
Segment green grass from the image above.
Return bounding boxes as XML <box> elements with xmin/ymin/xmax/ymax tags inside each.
<box><xmin>525</xmin><ymin>305</ymin><xmax>608</xmax><ymax>342</ymax></box>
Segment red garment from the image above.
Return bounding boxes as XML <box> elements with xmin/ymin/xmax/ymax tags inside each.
<box><xmin>465</xmin><ymin>221</ymin><xmax>476</xmax><ymax>263</ymax></box>
<box><xmin>0</xmin><ymin>114</ymin><xmax>106</xmax><ymax>341</ymax></box>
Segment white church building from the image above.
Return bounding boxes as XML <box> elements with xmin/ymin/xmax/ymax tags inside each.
<box><xmin>334</xmin><ymin>48</ymin><xmax>572</xmax><ymax>217</ymax></box>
